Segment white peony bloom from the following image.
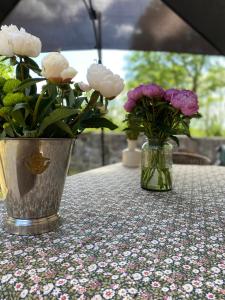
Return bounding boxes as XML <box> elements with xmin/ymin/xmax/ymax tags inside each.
<box><xmin>78</xmin><ymin>81</ymin><xmax>91</xmax><ymax>92</ymax></box>
<box><xmin>0</xmin><ymin>25</ymin><xmax>41</xmax><ymax>57</ymax></box>
<box><xmin>0</xmin><ymin>31</ymin><xmax>14</xmax><ymax>57</ymax></box>
<box><xmin>41</xmin><ymin>52</ymin><xmax>78</xmax><ymax>82</ymax></box>
<box><xmin>12</xmin><ymin>31</ymin><xmax>41</xmax><ymax>57</ymax></box>
<box><xmin>61</xmin><ymin>67</ymin><xmax>77</xmax><ymax>81</ymax></box>
<box><xmin>41</xmin><ymin>52</ymin><xmax>69</xmax><ymax>79</ymax></box>
<box><xmin>98</xmin><ymin>74</ymin><xmax>124</xmax><ymax>98</ymax></box>
<box><xmin>87</xmin><ymin>64</ymin><xmax>111</xmax><ymax>91</ymax></box>
<box><xmin>86</xmin><ymin>64</ymin><xmax>124</xmax><ymax>98</ymax></box>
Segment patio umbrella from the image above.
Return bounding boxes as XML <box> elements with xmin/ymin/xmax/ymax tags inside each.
<box><xmin>1</xmin><ymin>0</ymin><xmax>222</xmax><ymax>55</ymax></box>
<box><xmin>162</xmin><ymin>0</ymin><xmax>224</xmax><ymax>55</ymax></box>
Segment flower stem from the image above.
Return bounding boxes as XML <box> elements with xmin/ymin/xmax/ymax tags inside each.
<box><xmin>141</xmin><ymin>144</ymin><xmax>172</xmax><ymax>191</ymax></box>
<box><xmin>32</xmin><ymin>89</ymin><xmax>46</xmax><ymax>127</ymax></box>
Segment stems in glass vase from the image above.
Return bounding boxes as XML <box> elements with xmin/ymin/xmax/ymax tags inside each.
<box><xmin>141</xmin><ymin>139</ymin><xmax>173</xmax><ymax>191</ymax></box>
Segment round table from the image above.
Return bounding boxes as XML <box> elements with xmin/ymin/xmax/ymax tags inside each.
<box><xmin>0</xmin><ymin>163</ymin><xmax>224</xmax><ymax>299</ymax></box>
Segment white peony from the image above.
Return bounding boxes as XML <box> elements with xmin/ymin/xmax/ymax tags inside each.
<box><xmin>86</xmin><ymin>64</ymin><xmax>110</xmax><ymax>91</ymax></box>
<box><xmin>0</xmin><ymin>31</ymin><xmax>14</xmax><ymax>57</ymax></box>
<box><xmin>61</xmin><ymin>67</ymin><xmax>77</xmax><ymax>81</ymax></box>
<box><xmin>78</xmin><ymin>81</ymin><xmax>91</xmax><ymax>92</ymax></box>
<box><xmin>86</xmin><ymin>64</ymin><xmax>124</xmax><ymax>98</ymax></box>
<box><xmin>0</xmin><ymin>25</ymin><xmax>41</xmax><ymax>57</ymax></box>
<box><xmin>42</xmin><ymin>52</ymin><xmax>77</xmax><ymax>82</ymax></box>
<box><xmin>42</xmin><ymin>52</ymin><xmax>69</xmax><ymax>79</ymax></box>
<box><xmin>98</xmin><ymin>74</ymin><xmax>124</xmax><ymax>98</ymax></box>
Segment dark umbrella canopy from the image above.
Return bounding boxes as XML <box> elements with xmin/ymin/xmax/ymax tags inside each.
<box><xmin>0</xmin><ymin>0</ymin><xmax>18</xmax><ymax>23</ymax></box>
<box><xmin>1</xmin><ymin>0</ymin><xmax>219</xmax><ymax>55</ymax></box>
<box><xmin>162</xmin><ymin>0</ymin><xmax>225</xmax><ymax>55</ymax></box>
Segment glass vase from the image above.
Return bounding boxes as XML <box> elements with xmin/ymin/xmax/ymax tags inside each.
<box><xmin>141</xmin><ymin>139</ymin><xmax>173</xmax><ymax>191</ymax></box>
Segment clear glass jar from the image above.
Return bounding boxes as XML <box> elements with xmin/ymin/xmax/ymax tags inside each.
<box><xmin>141</xmin><ymin>139</ymin><xmax>173</xmax><ymax>191</ymax></box>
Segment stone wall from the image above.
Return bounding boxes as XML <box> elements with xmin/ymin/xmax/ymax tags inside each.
<box><xmin>69</xmin><ymin>133</ymin><xmax>225</xmax><ymax>173</ymax></box>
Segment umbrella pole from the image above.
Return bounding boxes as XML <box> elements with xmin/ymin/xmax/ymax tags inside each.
<box><xmin>83</xmin><ymin>0</ymin><xmax>105</xmax><ymax>166</ymax></box>
<box><xmin>97</xmin><ymin>13</ymin><xmax>105</xmax><ymax>166</ymax></box>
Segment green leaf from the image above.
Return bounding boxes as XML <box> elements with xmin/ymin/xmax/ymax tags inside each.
<box><xmin>38</xmin><ymin>107</ymin><xmax>79</xmax><ymax>136</ymax></box>
<box><xmin>0</xmin><ymin>56</ymin><xmax>10</xmax><ymax>62</ymax></box>
<box><xmin>4</xmin><ymin>124</ymin><xmax>15</xmax><ymax>137</ymax></box>
<box><xmin>81</xmin><ymin>117</ymin><xmax>118</xmax><ymax>130</ymax></box>
<box><xmin>23</xmin><ymin>130</ymin><xmax>38</xmax><ymax>137</ymax></box>
<box><xmin>38</xmin><ymin>97</ymin><xmax>59</xmax><ymax>122</ymax></box>
<box><xmin>192</xmin><ymin>112</ymin><xmax>202</xmax><ymax>119</ymax></box>
<box><xmin>55</xmin><ymin>121</ymin><xmax>75</xmax><ymax>138</ymax></box>
<box><xmin>15</xmin><ymin>78</ymin><xmax>45</xmax><ymax>91</ymax></box>
<box><xmin>29</xmin><ymin>81</ymin><xmax>37</xmax><ymax>95</ymax></box>
<box><xmin>73</xmin><ymin>97</ymin><xmax>87</xmax><ymax>109</ymax></box>
<box><xmin>16</xmin><ymin>63</ymin><xmax>29</xmax><ymax>80</ymax></box>
<box><xmin>0</xmin><ymin>130</ymin><xmax>6</xmax><ymax>138</ymax></box>
<box><xmin>13</xmin><ymin>102</ymin><xmax>30</xmax><ymax>111</ymax></box>
<box><xmin>12</xmin><ymin>110</ymin><xmax>25</xmax><ymax>127</ymax></box>
<box><xmin>83</xmin><ymin>90</ymin><xmax>100</xmax><ymax>112</ymax></box>
<box><xmin>170</xmin><ymin>135</ymin><xmax>179</xmax><ymax>146</ymax></box>
<box><xmin>13</xmin><ymin>102</ymin><xmax>31</xmax><ymax>120</ymax></box>
<box><xmin>154</xmin><ymin>101</ymin><xmax>168</xmax><ymax>107</ymax></box>
<box><xmin>24</xmin><ymin>57</ymin><xmax>42</xmax><ymax>75</ymax></box>
<box><xmin>47</xmin><ymin>83</ymin><xmax>57</xmax><ymax>98</ymax></box>
<box><xmin>68</xmin><ymin>90</ymin><xmax>75</xmax><ymax>106</ymax></box>
<box><xmin>26</xmin><ymin>75</ymin><xmax>37</xmax><ymax>95</ymax></box>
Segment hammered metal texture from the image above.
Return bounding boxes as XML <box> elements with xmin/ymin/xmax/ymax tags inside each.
<box><xmin>0</xmin><ymin>139</ymin><xmax>74</xmax><ymax>234</ymax></box>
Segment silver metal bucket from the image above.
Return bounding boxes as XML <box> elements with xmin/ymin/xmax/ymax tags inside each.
<box><xmin>0</xmin><ymin>138</ymin><xmax>74</xmax><ymax>235</ymax></box>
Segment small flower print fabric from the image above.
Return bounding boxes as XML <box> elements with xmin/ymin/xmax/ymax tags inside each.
<box><xmin>0</xmin><ymin>164</ymin><xmax>224</xmax><ymax>299</ymax></box>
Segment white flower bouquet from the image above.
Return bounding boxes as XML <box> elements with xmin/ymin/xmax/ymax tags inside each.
<box><xmin>0</xmin><ymin>25</ymin><xmax>124</xmax><ymax>138</ymax></box>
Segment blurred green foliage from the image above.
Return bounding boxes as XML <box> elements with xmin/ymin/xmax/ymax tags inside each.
<box><xmin>0</xmin><ymin>59</ymin><xmax>13</xmax><ymax>79</ymax></box>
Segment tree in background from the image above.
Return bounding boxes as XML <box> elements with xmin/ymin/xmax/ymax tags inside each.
<box><xmin>125</xmin><ymin>51</ymin><xmax>225</xmax><ymax>136</ymax></box>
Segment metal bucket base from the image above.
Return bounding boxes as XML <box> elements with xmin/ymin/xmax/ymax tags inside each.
<box><xmin>5</xmin><ymin>213</ymin><xmax>61</xmax><ymax>235</ymax></box>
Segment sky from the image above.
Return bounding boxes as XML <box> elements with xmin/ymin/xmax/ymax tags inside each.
<box><xmin>35</xmin><ymin>49</ymin><xmax>129</xmax><ymax>83</ymax></box>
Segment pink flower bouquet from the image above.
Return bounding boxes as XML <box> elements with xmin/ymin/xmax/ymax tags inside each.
<box><xmin>124</xmin><ymin>83</ymin><xmax>200</xmax><ymax>191</ymax></box>
<box><xmin>124</xmin><ymin>83</ymin><xmax>200</xmax><ymax>144</ymax></box>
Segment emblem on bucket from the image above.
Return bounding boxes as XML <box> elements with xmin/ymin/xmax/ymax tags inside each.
<box><xmin>25</xmin><ymin>152</ymin><xmax>50</xmax><ymax>175</ymax></box>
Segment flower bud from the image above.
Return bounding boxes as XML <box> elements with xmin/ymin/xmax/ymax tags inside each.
<box><xmin>3</xmin><ymin>79</ymin><xmax>21</xmax><ymax>94</ymax></box>
<box><xmin>0</xmin><ymin>107</ymin><xmax>11</xmax><ymax>117</ymax></box>
<box><xmin>3</xmin><ymin>92</ymin><xmax>28</xmax><ymax>106</ymax></box>
<box><xmin>3</xmin><ymin>122</ymin><xmax>10</xmax><ymax>129</ymax></box>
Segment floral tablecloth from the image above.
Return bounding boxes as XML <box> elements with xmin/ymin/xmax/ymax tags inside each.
<box><xmin>0</xmin><ymin>163</ymin><xmax>225</xmax><ymax>300</ymax></box>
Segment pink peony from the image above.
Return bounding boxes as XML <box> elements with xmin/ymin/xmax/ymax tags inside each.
<box><xmin>127</xmin><ymin>85</ymin><xmax>144</xmax><ymax>102</ymax></box>
<box><xmin>164</xmin><ymin>89</ymin><xmax>180</xmax><ymax>102</ymax></box>
<box><xmin>124</xmin><ymin>99</ymin><xmax>136</xmax><ymax>112</ymax></box>
<box><xmin>142</xmin><ymin>83</ymin><xmax>165</xmax><ymax>99</ymax></box>
<box><xmin>127</xmin><ymin>83</ymin><xmax>164</xmax><ymax>102</ymax></box>
<box><xmin>170</xmin><ymin>90</ymin><xmax>199</xmax><ymax>116</ymax></box>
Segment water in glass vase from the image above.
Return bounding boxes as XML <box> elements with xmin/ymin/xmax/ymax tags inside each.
<box><xmin>141</xmin><ymin>139</ymin><xmax>173</xmax><ymax>191</ymax></box>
